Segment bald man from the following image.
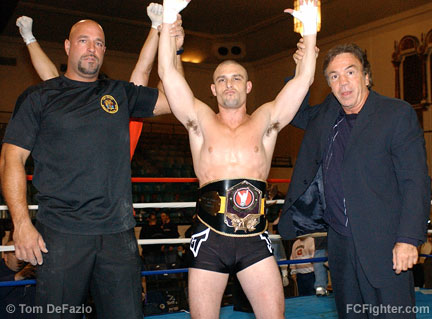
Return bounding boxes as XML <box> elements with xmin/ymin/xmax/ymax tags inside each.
<box><xmin>158</xmin><ymin>0</ymin><xmax>319</xmax><ymax>317</ymax></box>
<box><xmin>0</xmin><ymin>19</ymin><xmax>171</xmax><ymax>318</ymax></box>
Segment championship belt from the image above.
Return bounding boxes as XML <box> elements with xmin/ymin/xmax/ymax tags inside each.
<box><xmin>196</xmin><ymin>179</ymin><xmax>268</xmax><ymax>237</ymax></box>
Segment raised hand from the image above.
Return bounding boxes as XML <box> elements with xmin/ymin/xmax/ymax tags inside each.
<box><xmin>147</xmin><ymin>3</ymin><xmax>163</xmax><ymax>30</ymax></box>
<box><xmin>293</xmin><ymin>38</ymin><xmax>320</xmax><ymax>64</ymax></box>
<box><xmin>16</xmin><ymin>16</ymin><xmax>36</xmax><ymax>45</ymax></box>
<box><xmin>170</xmin><ymin>17</ymin><xmax>185</xmax><ymax>50</ymax></box>
<box><xmin>285</xmin><ymin>0</ymin><xmax>318</xmax><ymax>36</ymax></box>
<box><xmin>163</xmin><ymin>0</ymin><xmax>191</xmax><ymax>24</ymax></box>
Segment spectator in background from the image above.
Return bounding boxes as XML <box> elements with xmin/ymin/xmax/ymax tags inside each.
<box><xmin>140</xmin><ymin>212</ymin><xmax>164</xmax><ymax>266</ymax></box>
<box><xmin>160</xmin><ymin>211</ymin><xmax>179</xmax><ymax>239</ymax></box>
<box><xmin>313</xmin><ymin>236</ymin><xmax>329</xmax><ymax>296</ymax></box>
<box><xmin>0</xmin><ymin>241</ymin><xmax>36</xmax><ymax>319</ymax></box>
<box><xmin>290</xmin><ymin>237</ymin><xmax>315</xmax><ymax>296</ymax></box>
<box><xmin>160</xmin><ymin>212</ymin><xmax>179</xmax><ymax>266</ymax></box>
<box><xmin>419</xmin><ymin>233</ymin><xmax>432</xmax><ymax>288</ymax></box>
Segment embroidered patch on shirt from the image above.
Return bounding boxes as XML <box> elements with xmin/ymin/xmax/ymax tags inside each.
<box><xmin>100</xmin><ymin>95</ymin><xmax>118</xmax><ymax>114</ymax></box>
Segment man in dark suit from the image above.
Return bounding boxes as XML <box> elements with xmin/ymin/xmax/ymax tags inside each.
<box><xmin>279</xmin><ymin>43</ymin><xmax>430</xmax><ymax>318</ymax></box>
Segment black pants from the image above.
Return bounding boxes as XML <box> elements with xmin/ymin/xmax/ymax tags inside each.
<box><xmin>297</xmin><ymin>272</ymin><xmax>315</xmax><ymax>296</ymax></box>
<box><xmin>35</xmin><ymin>222</ymin><xmax>142</xmax><ymax>319</ymax></box>
<box><xmin>328</xmin><ymin>227</ymin><xmax>415</xmax><ymax>319</ymax></box>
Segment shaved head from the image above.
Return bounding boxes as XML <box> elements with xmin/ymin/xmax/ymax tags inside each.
<box><xmin>69</xmin><ymin>20</ymin><xmax>105</xmax><ymax>43</ymax></box>
<box><xmin>213</xmin><ymin>60</ymin><xmax>248</xmax><ymax>83</ymax></box>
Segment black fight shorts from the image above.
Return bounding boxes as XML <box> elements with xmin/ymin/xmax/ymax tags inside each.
<box><xmin>189</xmin><ymin>222</ymin><xmax>273</xmax><ymax>274</ymax></box>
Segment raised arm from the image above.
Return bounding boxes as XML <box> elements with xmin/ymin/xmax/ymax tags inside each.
<box><xmin>129</xmin><ymin>15</ymin><xmax>185</xmax><ymax>157</ymax></box>
<box><xmin>131</xmin><ymin>3</ymin><xmax>185</xmax><ymax>87</ymax></box>
<box><xmin>158</xmin><ymin>0</ymin><xmax>205</xmax><ymax>127</ymax></box>
<box><xmin>129</xmin><ymin>3</ymin><xmax>163</xmax><ymax>86</ymax></box>
<box><xmin>129</xmin><ymin>3</ymin><xmax>164</xmax><ymax>158</ymax></box>
<box><xmin>152</xmin><ymin>14</ymin><xmax>187</xmax><ymax>116</ymax></box>
<box><xmin>16</xmin><ymin>16</ymin><xmax>59</xmax><ymax>81</ymax></box>
<box><xmin>154</xmin><ymin>14</ymin><xmax>186</xmax><ymax>106</ymax></box>
<box><xmin>254</xmin><ymin>0</ymin><xmax>318</xmax><ymax>130</ymax></box>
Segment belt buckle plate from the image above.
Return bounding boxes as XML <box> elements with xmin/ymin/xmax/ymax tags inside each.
<box><xmin>225</xmin><ymin>180</ymin><xmax>262</xmax><ymax>232</ymax></box>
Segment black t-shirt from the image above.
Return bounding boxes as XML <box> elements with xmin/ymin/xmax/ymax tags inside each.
<box><xmin>3</xmin><ymin>75</ymin><xmax>158</xmax><ymax>235</ymax></box>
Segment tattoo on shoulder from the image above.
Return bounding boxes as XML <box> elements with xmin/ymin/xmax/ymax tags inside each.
<box><xmin>266</xmin><ymin>122</ymin><xmax>280</xmax><ymax>136</ymax></box>
<box><xmin>186</xmin><ymin>120</ymin><xmax>200</xmax><ymax>136</ymax></box>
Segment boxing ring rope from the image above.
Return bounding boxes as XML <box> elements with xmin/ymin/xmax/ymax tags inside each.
<box><xmin>0</xmin><ymin>201</ymin><xmax>285</xmax><ymax>212</ymax></box>
<box><xmin>1</xmin><ymin>176</ymin><xmax>431</xmax><ymax>289</ymax></box>
<box><xmin>0</xmin><ymin>257</ymin><xmax>330</xmax><ymax>288</ymax></box>
<box><xmin>0</xmin><ymin>176</ymin><xmax>288</xmax><ymax>251</ymax></box>
<box><xmin>2</xmin><ymin>254</ymin><xmax>432</xmax><ymax>288</ymax></box>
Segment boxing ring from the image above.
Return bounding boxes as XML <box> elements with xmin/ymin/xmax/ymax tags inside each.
<box><xmin>1</xmin><ymin>177</ymin><xmax>432</xmax><ymax>318</ymax></box>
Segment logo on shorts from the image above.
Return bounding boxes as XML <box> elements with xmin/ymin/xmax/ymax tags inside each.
<box><xmin>233</xmin><ymin>188</ymin><xmax>254</xmax><ymax>209</ymax></box>
<box><xmin>100</xmin><ymin>95</ymin><xmax>118</xmax><ymax>114</ymax></box>
<box><xmin>190</xmin><ymin>228</ymin><xmax>210</xmax><ymax>257</ymax></box>
<box><xmin>260</xmin><ymin>232</ymin><xmax>273</xmax><ymax>253</ymax></box>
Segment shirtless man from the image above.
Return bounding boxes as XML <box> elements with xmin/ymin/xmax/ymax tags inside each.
<box><xmin>158</xmin><ymin>1</ymin><xmax>318</xmax><ymax>318</ymax></box>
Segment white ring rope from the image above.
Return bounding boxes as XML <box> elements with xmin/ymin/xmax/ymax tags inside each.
<box><xmin>9</xmin><ymin>198</ymin><xmax>431</xmax><ymax>209</ymax></box>
<box><xmin>137</xmin><ymin>235</ymin><xmax>284</xmax><ymax>245</ymax></box>
<box><xmin>0</xmin><ymin>199</ymin><xmax>285</xmax><ymax>211</ymax></box>
<box><xmin>1</xmin><ymin>199</ymin><xmax>431</xmax><ymax>252</ymax></box>
<box><xmin>0</xmin><ymin>235</ymin><xmax>284</xmax><ymax>252</ymax></box>
<box><xmin>0</xmin><ymin>200</ymin><xmax>286</xmax><ymax>252</ymax></box>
